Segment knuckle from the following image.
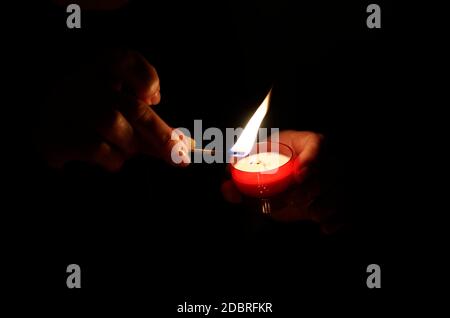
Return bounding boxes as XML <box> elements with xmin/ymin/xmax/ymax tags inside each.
<box><xmin>93</xmin><ymin>143</ymin><xmax>125</xmax><ymax>172</ymax></box>
<box><xmin>133</xmin><ymin>105</ymin><xmax>154</xmax><ymax>125</ymax></box>
<box><xmin>307</xmin><ymin>131</ymin><xmax>325</xmax><ymax>145</ymax></box>
<box><xmin>110</xmin><ymin>111</ymin><xmax>131</xmax><ymax>137</ymax></box>
<box><xmin>92</xmin><ymin>143</ymin><xmax>111</xmax><ymax>162</ymax></box>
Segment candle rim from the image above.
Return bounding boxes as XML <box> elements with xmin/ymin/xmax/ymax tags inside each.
<box><xmin>230</xmin><ymin>141</ymin><xmax>294</xmax><ymax>173</ymax></box>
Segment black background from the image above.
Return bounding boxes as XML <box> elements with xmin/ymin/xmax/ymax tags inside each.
<box><xmin>4</xmin><ymin>0</ymin><xmax>435</xmax><ymax>314</ymax></box>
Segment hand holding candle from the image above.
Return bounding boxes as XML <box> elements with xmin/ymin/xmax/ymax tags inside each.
<box><xmin>224</xmin><ymin>130</ymin><xmax>324</xmax><ymax>202</ymax></box>
<box><xmin>222</xmin><ymin>130</ymin><xmax>336</xmax><ymax>231</ymax></box>
<box><xmin>268</xmin><ymin>130</ymin><xmax>324</xmax><ymax>184</ymax></box>
<box><xmin>225</xmin><ymin>89</ymin><xmax>323</xmax><ymax>202</ymax></box>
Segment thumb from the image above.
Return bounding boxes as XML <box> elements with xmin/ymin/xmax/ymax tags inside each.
<box><xmin>293</xmin><ymin>157</ymin><xmax>311</xmax><ymax>184</ymax></box>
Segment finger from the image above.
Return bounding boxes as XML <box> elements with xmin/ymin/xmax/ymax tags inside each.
<box><xmin>289</xmin><ymin>133</ymin><xmax>323</xmax><ymax>183</ymax></box>
<box><xmin>118</xmin><ymin>95</ymin><xmax>190</xmax><ymax>166</ymax></box>
<box><xmin>96</xmin><ymin>110</ymin><xmax>138</xmax><ymax>157</ymax></box>
<box><xmin>270</xmin><ymin>131</ymin><xmax>322</xmax><ymax>165</ymax></box>
<box><xmin>168</xmin><ymin>138</ymin><xmax>191</xmax><ymax>167</ymax></box>
<box><xmin>172</xmin><ymin>129</ymin><xmax>197</xmax><ymax>162</ymax></box>
<box><xmin>174</xmin><ymin>129</ymin><xmax>196</xmax><ymax>151</ymax></box>
<box><xmin>293</xmin><ymin>163</ymin><xmax>310</xmax><ymax>184</ymax></box>
<box><xmin>293</xmin><ymin>135</ymin><xmax>322</xmax><ymax>182</ymax></box>
<box><xmin>296</xmin><ymin>133</ymin><xmax>323</xmax><ymax>168</ymax></box>
<box><xmin>269</xmin><ymin>131</ymin><xmax>323</xmax><ymax>184</ymax></box>
<box><xmin>90</xmin><ymin>142</ymin><xmax>127</xmax><ymax>172</ymax></box>
<box><xmin>221</xmin><ymin>180</ymin><xmax>243</xmax><ymax>203</ymax></box>
<box><xmin>46</xmin><ymin>140</ymin><xmax>126</xmax><ymax>172</ymax></box>
<box><xmin>110</xmin><ymin>51</ymin><xmax>161</xmax><ymax>105</ymax></box>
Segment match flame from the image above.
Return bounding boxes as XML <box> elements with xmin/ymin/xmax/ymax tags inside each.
<box><xmin>231</xmin><ymin>90</ymin><xmax>271</xmax><ymax>157</ymax></box>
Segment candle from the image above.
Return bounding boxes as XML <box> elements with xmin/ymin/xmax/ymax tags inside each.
<box><xmin>230</xmin><ymin>142</ymin><xmax>294</xmax><ymax>198</ymax></box>
<box><xmin>229</xmin><ymin>90</ymin><xmax>294</xmax><ymax>199</ymax></box>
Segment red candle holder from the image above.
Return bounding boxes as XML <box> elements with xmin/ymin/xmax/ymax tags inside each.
<box><xmin>230</xmin><ymin>142</ymin><xmax>294</xmax><ymax>200</ymax></box>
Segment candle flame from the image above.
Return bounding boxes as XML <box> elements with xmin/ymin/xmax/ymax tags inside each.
<box><xmin>231</xmin><ymin>90</ymin><xmax>271</xmax><ymax>157</ymax></box>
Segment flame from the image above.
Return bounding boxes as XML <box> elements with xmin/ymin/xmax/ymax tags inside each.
<box><xmin>231</xmin><ymin>90</ymin><xmax>271</xmax><ymax>157</ymax></box>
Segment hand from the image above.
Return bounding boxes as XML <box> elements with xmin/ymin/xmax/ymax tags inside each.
<box><xmin>268</xmin><ymin>130</ymin><xmax>324</xmax><ymax>184</ymax></box>
<box><xmin>222</xmin><ymin>130</ymin><xmax>339</xmax><ymax>234</ymax></box>
<box><xmin>37</xmin><ymin>49</ymin><xmax>191</xmax><ymax>171</ymax></box>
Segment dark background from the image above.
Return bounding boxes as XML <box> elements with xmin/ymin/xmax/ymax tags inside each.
<box><xmin>4</xmin><ymin>0</ymin><xmax>428</xmax><ymax>313</ymax></box>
